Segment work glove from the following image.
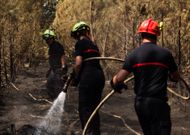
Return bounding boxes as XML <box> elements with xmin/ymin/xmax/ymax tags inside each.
<box><xmin>69</xmin><ymin>69</ymin><xmax>79</xmax><ymax>87</ymax></box>
<box><xmin>110</xmin><ymin>78</ymin><xmax>128</xmax><ymax>93</ymax></box>
<box><xmin>61</xmin><ymin>74</ymin><xmax>68</xmax><ymax>82</ymax></box>
<box><xmin>56</xmin><ymin>65</ymin><xmax>68</xmax><ymax>75</ymax></box>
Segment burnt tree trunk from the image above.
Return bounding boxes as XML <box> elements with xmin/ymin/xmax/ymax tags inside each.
<box><xmin>177</xmin><ymin>1</ymin><xmax>184</xmax><ymax>71</ymax></box>
<box><xmin>178</xmin><ymin>16</ymin><xmax>181</xmax><ymax>69</ymax></box>
<box><xmin>132</xmin><ymin>19</ymin><xmax>135</xmax><ymax>49</ymax></box>
<box><xmin>0</xmin><ymin>31</ymin><xmax>2</xmax><ymax>87</ymax></box>
<box><xmin>102</xmin><ymin>21</ymin><xmax>110</xmax><ymax>57</ymax></box>
<box><xmin>9</xmin><ymin>34</ymin><xmax>15</xmax><ymax>82</ymax></box>
<box><xmin>90</xmin><ymin>0</ymin><xmax>95</xmax><ymax>41</ymax></box>
<box><xmin>161</xmin><ymin>11</ymin><xmax>164</xmax><ymax>47</ymax></box>
<box><xmin>2</xmin><ymin>42</ymin><xmax>8</xmax><ymax>84</ymax></box>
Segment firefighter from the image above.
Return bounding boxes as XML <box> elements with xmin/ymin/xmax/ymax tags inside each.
<box><xmin>42</xmin><ymin>29</ymin><xmax>67</xmax><ymax>100</ymax></box>
<box><xmin>71</xmin><ymin>21</ymin><xmax>105</xmax><ymax>135</ymax></box>
<box><xmin>110</xmin><ymin>18</ymin><xmax>180</xmax><ymax>135</ymax></box>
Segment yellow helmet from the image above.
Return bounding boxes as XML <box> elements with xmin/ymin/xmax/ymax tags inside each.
<box><xmin>42</xmin><ymin>29</ymin><xmax>56</xmax><ymax>40</ymax></box>
<box><xmin>71</xmin><ymin>21</ymin><xmax>90</xmax><ymax>39</ymax></box>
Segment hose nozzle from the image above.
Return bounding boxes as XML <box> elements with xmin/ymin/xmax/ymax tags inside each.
<box><xmin>62</xmin><ymin>73</ymin><xmax>73</xmax><ymax>93</ymax></box>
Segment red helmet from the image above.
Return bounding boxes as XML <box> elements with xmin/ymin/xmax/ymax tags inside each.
<box><xmin>137</xmin><ymin>18</ymin><xmax>160</xmax><ymax>36</ymax></box>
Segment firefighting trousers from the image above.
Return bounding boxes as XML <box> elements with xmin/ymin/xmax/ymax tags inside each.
<box><xmin>78</xmin><ymin>67</ymin><xmax>105</xmax><ymax>135</ymax></box>
<box><xmin>46</xmin><ymin>68</ymin><xmax>64</xmax><ymax>100</ymax></box>
<box><xmin>135</xmin><ymin>97</ymin><xmax>171</xmax><ymax>135</ymax></box>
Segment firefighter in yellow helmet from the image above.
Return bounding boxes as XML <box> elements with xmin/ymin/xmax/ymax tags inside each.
<box><xmin>71</xmin><ymin>22</ymin><xmax>105</xmax><ymax>135</ymax></box>
<box><xmin>42</xmin><ymin>29</ymin><xmax>67</xmax><ymax>100</ymax></box>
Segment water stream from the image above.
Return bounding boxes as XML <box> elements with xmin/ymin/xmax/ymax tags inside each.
<box><xmin>35</xmin><ymin>91</ymin><xmax>66</xmax><ymax>135</ymax></box>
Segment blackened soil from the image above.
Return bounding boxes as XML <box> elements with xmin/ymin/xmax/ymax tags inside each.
<box><xmin>0</xmin><ymin>62</ymin><xmax>190</xmax><ymax>135</ymax></box>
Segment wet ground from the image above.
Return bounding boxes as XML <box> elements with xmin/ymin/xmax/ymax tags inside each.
<box><xmin>0</xmin><ymin>62</ymin><xmax>190</xmax><ymax>135</ymax></box>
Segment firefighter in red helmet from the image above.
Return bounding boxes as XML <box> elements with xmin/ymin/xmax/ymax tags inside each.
<box><xmin>137</xmin><ymin>18</ymin><xmax>161</xmax><ymax>36</ymax></box>
<box><xmin>110</xmin><ymin>18</ymin><xmax>180</xmax><ymax>135</ymax></box>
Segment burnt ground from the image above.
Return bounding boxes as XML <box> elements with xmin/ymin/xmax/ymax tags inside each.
<box><xmin>0</xmin><ymin>61</ymin><xmax>190</xmax><ymax>135</ymax></box>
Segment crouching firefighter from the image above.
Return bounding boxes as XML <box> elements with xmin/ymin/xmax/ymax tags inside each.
<box><xmin>71</xmin><ymin>21</ymin><xmax>105</xmax><ymax>135</ymax></box>
<box><xmin>110</xmin><ymin>18</ymin><xmax>180</xmax><ymax>135</ymax></box>
<box><xmin>42</xmin><ymin>29</ymin><xmax>67</xmax><ymax>100</ymax></box>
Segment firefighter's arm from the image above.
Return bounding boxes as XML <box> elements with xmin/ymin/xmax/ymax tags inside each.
<box><xmin>70</xmin><ymin>56</ymin><xmax>82</xmax><ymax>87</ymax></box>
<box><xmin>60</xmin><ymin>55</ymin><xmax>68</xmax><ymax>74</ymax></box>
<box><xmin>74</xmin><ymin>56</ymin><xmax>82</xmax><ymax>77</ymax></box>
<box><xmin>111</xmin><ymin>69</ymin><xmax>130</xmax><ymax>93</ymax></box>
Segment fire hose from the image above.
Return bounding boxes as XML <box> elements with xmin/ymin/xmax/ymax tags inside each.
<box><xmin>82</xmin><ymin>56</ymin><xmax>190</xmax><ymax>135</ymax></box>
<box><xmin>84</xmin><ymin>57</ymin><xmax>190</xmax><ymax>100</ymax></box>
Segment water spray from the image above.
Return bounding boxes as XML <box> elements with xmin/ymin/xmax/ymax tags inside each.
<box><xmin>35</xmin><ymin>91</ymin><xmax>66</xmax><ymax>135</ymax></box>
<box><xmin>35</xmin><ymin>71</ymin><xmax>74</xmax><ymax>135</ymax></box>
